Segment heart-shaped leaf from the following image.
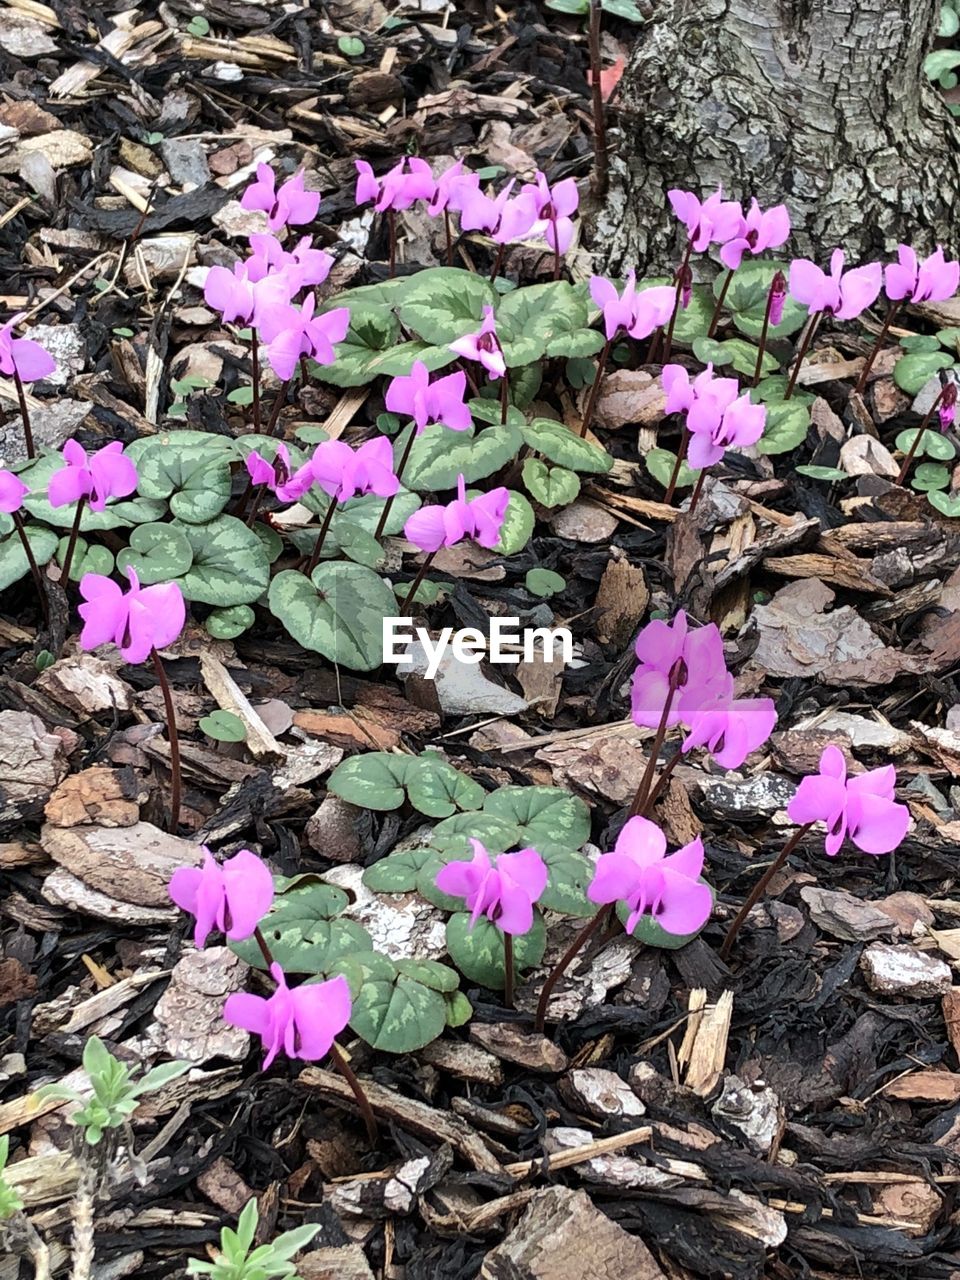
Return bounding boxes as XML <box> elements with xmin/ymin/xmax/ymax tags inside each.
<box><xmin>522</xmin><ymin>459</ymin><xmax>580</xmax><ymax>508</ymax></box>
<box><xmin>757</xmin><ymin>401</ymin><xmax>810</xmax><ymax>455</ymax></box>
<box><xmin>231</xmin><ymin>882</ymin><xmax>372</xmax><ymax>974</ymax></box>
<box><xmin>362</xmin><ymin>845</ymin><xmax>438</xmax><ymax>893</ymax></box>
<box><xmin>136</xmin><ymin>439</ymin><xmax>233</xmax><ymax>523</ymax></box>
<box><xmin>645</xmin><ymin>447</ymin><xmax>695</xmax><ymax>491</ymax></box>
<box><xmin>538</xmin><ymin>847</ymin><xmax>595</xmax><ymax>916</ymax></box>
<box><xmin>205</xmin><ymin>604</ymin><xmax>256</xmax><ymax>639</ymax></box>
<box><xmin>398</xmin><ymin>268</ymin><xmax>496</xmax><ymax>344</ymax></box>
<box><xmin>495</xmin><ymin>282</ymin><xmax>588</xmax><ymax>366</ymax></box>
<box><xmin>928</xmin><ymin>489</ymin><xmax>960</xmax><ymax>517</ymax></box>
<box><xmin>718</xmin><ymin>260</ymin><xmax>807</xmax><ymax>340</ymax></box>
<box><xmin>116</xmin><ymin>522</ymin><xmax>193</xmax><ymax>585</ymax></box>
<box><xmin>521</xmin><ymin>418</ymin><xmax>613</xmax><ymax>474</ymax></box>
<box><xmin>896</xmin><ymin>427</ymin><xmax>957</xmax><ymax>461</ymax></box>
<box><xmin>0</xmin><ymin>524</ymin><xmax>58</xmax><ymax>590</ymax></box>
<box><xmin>268</xmin><ymin>562</ymin><xmax>396</xmax><ymax>671</ymax></box>
<box><xmin>525</xmin><ymin>567</ymin><xmax>566</xmax><ymax>597</ymax></box>
<box><xmin>55</xmin><ymin>536</ymin><xmax>114</xmax><ymax>581</ymax></box>
<box><xmin>912</xmin><ymin>462</ymin><xmax>951</xmax><ymax>492</ymax></box>
<box><xmin>174</xmin><ymin>515</ymin><xmax>270</xmax><ymax>605</ymax></box>
<box><xmin>492</xmin><ymin>489</ymin><xmax>535</xmax><ymax>555</ymax></box>
<box><xmin>348</xmin><ymin>967</ymin><xmax>448</xmax><ymax>1053</ymax></box>
<box><xmin>199</xmin><ymin>709</ymin><xmax>246</xmax><ymax>742</ymax></box>
<box><xmin>893</xmin><ymin>351</ymin><xmax>953</xmax><ymax>395</ymax></box>
<box><xmin>401</xmin><ymin>422</ymin><xmax>523</xmax><ymax>491</ymax></box>
<box><xmin>483</xmin><ymin>785</ymin><xmax>591</xmax><ymax>853</ymax></box>
<box><xmin>445</xmin><ymin>911</ymin><xmax>546</xmax><ymax>990</ymax></box>
<box><xmin>394</xmin><ymin>958</ymin><xmax>460</xmax><ymax>992</ymax></box>
<box><xmin>427</xmin><ymin>812</ymin><xmax>522</xmax><ymax>855</ymax></box>
<box><xmin>406</xmin><ymin>755</ymin><xmax>485</xmax><ymax>818</ymax></box>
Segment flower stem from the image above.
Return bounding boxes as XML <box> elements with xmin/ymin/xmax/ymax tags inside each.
<box><xmin>784</xmin><ymin>310</ymin><xmax>821</xmax><ymax>401</ymax></box>
<box><xmin>13</xmin><ymin>369</ymin><xmax>35</xmax><ymax>459</ymax></box>
<box><xmin>305</xmin><ymin>497</ymin><xmax>338</xmax><ymax>575</ymax></box>
<box><xmin>854</xmin><ymin>300</ymin><xmax>900</xmax><ymax>396</ymax></box>
<box><xmin>444</xmin><ymin>210</ymin><xmax>454</xmax><ymax>266</ymax></box>
<box><xmin>896</xmin><ymin>384</ymin><xmax>950</xmax><ymax>486</ymax></box>
<box><xmin>253</xmin><ymin>926</ymin><xmax>377</xmax><ymax>1144</ymax></box>
<box><xmin>388</xmin><ymin>209</ymin><xmax>397</xmax><ymax>278</ymax></box>
<box><xmin>374</xmin><ymin>425</ymin><xmax>418</xmax><ymax>541</ymax></box>
<box><xmin>151</xmin><ymin>647</ymin><xmax>181</xmax><ymax>833</ymax></box>
<box><xmin>588</xmin><ymin>0</ymin><xmax>608</xmax><ymax>199</ymax></box>
<box><xmin>687</xmin><ymin>467</ymin><xmax>707</xmax><ymax>515</ymax></box>
<box><xmin>500</xmin><ymin>367</ymin><xmax>511</xmax><ymax>424</ymax></box>
<box><xmin>661</xmin><ymin>238</ymin><xmax>694</xmax><ymax>365</ymax></box>
<box><xmin>629</xmin><ymin>659</ymin><xmax>684</xmax><ymax>819</ymax></box>
<box><xmin>663</xmin><ymin>426</ymin><xmax>690</xmax><ymax>505</ymax></box>
<box><xmin>265</xmin><ymin>376</ymin><xmax>292</xmax><ymax>437</ymax></box>
<box><xmin>752</xmin><ymin>278</ymin><xmax>778</xmax><ymax>387</ymax></box>
<box><xmin>579</xmin><ymin>336</ymin><xmax>612</xmax><ymax>438</ymax></box>
<box><xmin>59</xmin><ymin>496</ymin><xmax>86</xmax><ymax>586</ymax></box>
<box><xmin>534</xmin><ymin>905</ymin><xmax>612</xmax><ymax>1033</ymax></box>
<box><xmin>503</xmin><ymin>932</ymin><xmax>514</xmax><ymax>1009</ymax></box>
<box><xmin>707</xmin><ymin>268</ymin><xmax>735</xmax><ymax>339</ymax></box>
<box><xmin>400</xmin><ymin>550</ymin><xmax>437</xmax><ymax>614</ymax></box>
<box><xmin>244</xmin><ymin>486</ymin><xmax>265</xmax><ymax>529</ymax></box>
<box><xmin>250</xmin><ymin>329</ymin><xmax>262</xmax><ymax>434</ymax></box>
<box><xmin>643</xmin><ymin>745</ymin><xmax>682</xmax><ymax>811</ymax></box>
<box><xmin>718</xmin><ymin>823</ymin><xmax>812</xmax><ymax>961</ymax></box>
<box><xmin>12</xmin><ymin>510</ymin><xmax>48</xmax><ymax>623</ymax></box>
<box><xmin>489</xmin><ymin>243</ymin><xmax>505</xmax><ymax>285</ymax></box>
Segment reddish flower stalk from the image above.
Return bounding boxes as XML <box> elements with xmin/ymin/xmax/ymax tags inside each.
<box><xmin>503</xmin><ymin>933</ymin><xmax>515</xmax><ymax>1008</ymax></box>
<box><xmin>249</xmin><ymin>329</ymin><xmax>262</xmax><ymax>433</ymax></box>
<box><xmin>373</xmin><ymin>427</ymin><xmax>418</xmax><ymax>541</ymax></box>
<box><xmin>59</xmin><ymin>496</ymin><xmax>86</xmax><ymax>586</ymax></box>
<box><xmin>896</xmin><ymin>381</ymin><xmax>955</xmax><ymax>486</ymax></box>
<box><xmin>853</xmin><ymin>300</ymin><xmax>900</xmax><ymax>396</ymax></box>
<box><xmin>11</xmin><ymin>511</ymin><xmax>48</xmax><ymax>623</ymax></box>
<box><xmin>151</xmin><ymin>647</ymin><xmax>182</xmax><ymax>833</ymax></box>
<box><xmin>579</xmin><ymin>336</ymin><xmax>612</xmax><ymax>439</ymax></box>
<box><xmin>663</xmin><ymin>425</ymin><xmax>690</xmax><ymax>505</ymax></box>
<box><xmin>400</xmin><ymin>550</ymin><xmax>437</xmax><ymax>613</ymax></box>
<box><xmin>305</xmin><ymin>497</ymin><xmax>338</xmax><ymax>574</ymax></box>
<box><xmin>13</xmin><ymin>370</ymin><xmax>34</xmax><ymax>460</ymax></box>
<box><xmin>629</xmin><ymin>659</ymin><xmax>685</xmax><ymax>818</ymax></box>
<box><xmin>534</xmin><ymin>904</ymin><xmax>611</xmax><ymax>1033</ymax></box>
<box><xmin>588</xmin><ymin>0</ymin><xmax>608</xmax><ymax>200</ymax></box>
<box><xmin>784</xmin><ymin>310</ymin><xmax>822</xmax><ymax>400</ymax></box>
<box><xmin>687</xmin><ymin>467</ymin><xmax>707</xmax><ymax>516</ymax></box>
<box><xmin>706</xmin><ymin>268</ymin><xmax>735</xmax><ymax>339</ymax></box>
<box><xmin>661</xmin><ymin>241</ymin><xmax>694</xmax><ymax>365</ymax></box>
<box><xmin>388</xmin><ymin>208</ymin><xmax>397</xmax><ymax>278</ymax></box>
<box><xmin>719</xmin><ymin>824</ymin><xmax>812</xmax><ymax>960</ymax></box>
<box><xmin>752</xmin><ymin>271</ymin><xmax>786</xmax><ymax>387</ymax></box>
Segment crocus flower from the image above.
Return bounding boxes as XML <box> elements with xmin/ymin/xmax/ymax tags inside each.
<box><xmin>241</xmin><ymin>164</ymin><xmax>319</xmax><ymax>232</ymax></box>
<box><xmin>500</xmin><ymin>171</ymin><xmax>579</xmax><ymax>255</ymax></box>
<box><xmin>385</xmin><ymin>361</ymin><xmax>472</xmax><ymax>433</ymax></box>
<box><xmin>788</xmin><ymin>248</ymin><xmax>882</xmax><ymax>321</ymax></box>
<box><xmin>78</xmin><ymin>566</ymin><xmax>185</xmax><ymax>664</ymax></box>
<box><xmin>224</xmin><ymin>964</ymin><xmax>351</xmax><ymax>1069</ymax></box>
<box><xmin>0</xmin><ymin>316</ymin><xmax>56</xmax><ymax>382</ymax></box>
<box><xmin>310</xmin><ymin>436</ymin><xmax>399</xmax><ymax>502</ymax></box>
<box><xmin>885</xmin><ymin>244</ymin><xmax>960</xmax><ymax>305</ymax></box>
<box><xmin>169</xmin><ymin>848</ymin><xmax>275</xmax><ymax>949</ymax></box>
<box><xmin>787</xmin><ymin>744</ymin><xmax>910</xmax><ymax>856</ymax></box>
<box><xmin>720</xmin><ymin>199</ymin><xmax>791</xmax><ymax>270</ymax></box>
<box><xmin>435</xmin><ymin>839</ymin><xmax>548</xmax><ymax>936</ymax></box>
<box><xmin>48</xmin><ymin>440</ymin><xmax>137</xmax><ymax>513</ymax></box>
<box><xmin>449</xmin><ymin>305</ymin><xmax>506</xmax><ymax>379</ymax></box>
<box><xmin>404</xmin><ymin>474</ymin><xmax>509</xmax><ymax>552</ymax></box>
<box><xmin>686</xmin><ymin>389</ymin><xmax>766</xmax><ymax>469</ymax></box>
<box><xmin>681</xmin><ymin>685</ymin><xmax>778</xmax><ymax>769</ymax></box>
<box><xmin>668</xmin><ymin>187</ymin><xmax>744</xmax><ymax>251</ymax></box>
<box><xmin>245</xmin><ymin>443</ymin><xmax>315</xmax><ymax>503</ymax></box>
<box><xmin>427</xmin><ymin>159</ymin><xmax>480</xmax><ymax>216</ymax></box>
<box><xmin>630</xmin><ymin>611</ymin><xmax>729</xmax><ymax>730</ymax></box>
<box><xmin>587</xmin><ymin>816</ymin><xmax>712</xmax><ymax>937</ymax></box>
<box><xmin>260</xmin><ymin>294</ymin><xmax>350</xmax><ymax>380</ymax></box>
<box><xmin>0</xmin><ymin>470</ymin><xmax>27</xmax><ymax>513</ymax></box>
<box><xmin>355</xmin><ymin>157</ymin><xmax>435</xmax><ymax>212</ymax></box>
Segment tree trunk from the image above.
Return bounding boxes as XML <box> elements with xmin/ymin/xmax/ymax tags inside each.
<box><xmin>597</xmin><ymin>0</ymin><xmax>960</xmax><ymax>271</ymax></box>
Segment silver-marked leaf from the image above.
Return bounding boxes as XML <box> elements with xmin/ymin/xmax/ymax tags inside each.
<box><xmin>893</xmin><ymin>351</ymin><xmax>953</xmax><ymax>395</ymax></box>
<box><xmin>538</xmin><ymin>846</ymin><xmax>595</xmax><ymax>916</ymax></box>
<box><xmin>19</xmin><ymin>453</ymin><xmax>166</xmax><ymax>531</ymax></box>
<box><xmin>174</xmin><ymin>515</ymin><xmax>270</xmax><ymax>605</ymax></box>
<box><xmin>522</xmin><ymin>419</ymin><xmax>613</xmax><ymax>474</ymax></box>
<box><xmin>116</xmin><ymin>522</ymin><xmax>193</xmax><ymax>585</ymax></box>
<box><xmin>895</xmin><ymin>427</ymin><xmax>956</xmax><ymax>461</ymax></box>
<box><xmin>55</xmin><ymin>536</ymin><xmax>114</xmax><ymax>581</ymax></box>
<box><xmin>496</xmin><ymin>282</ymin><xmax>588</xmax><ymax>366</ymax></box>
<box><xmin>492</xmin><ymin>489</ymin><xmax>534</xmax><ymax>555</ymax></box>
<box><xmin>329</xmin><ymin>753</ymin><xmax>412</xmax><ymax>810</ymax></box>
<box><xmin>136</xmin><ymin>439</ymin><xmax>233</xmax><ymax>523</ymax></box>
<box><xmin>428</xmin><ymin>812</ymin><xmax>522</xmax><ymax>855</ymax></box>
<box><xmin>362</xmin><ymin>845</ymin><xmax>438</xmax><ymax>892</ymax></box>
<box><xmin>645</xmin><ymin>447</ymin><xmax>695</xmax><ymax>491</ymax></box>
<box><xmin>401</xmin><ymin>422</ymin><xmax>523</xmax><ymax>492</ymax></box>
<box><xmin>231</xmin><ymin>882</ymin><xmax>373</xmax><ymax>974</ymax></box>
<box><xmin>406</xmin><ymin>756</ymin><xmax>485</xmax><ymax>818</ymax></box>
<box><xmin>205</xmin><ymin>604</ymin><xmax>255</xmax><ymax>639</ymax></box>
<box><xmin>545</xmin><ymin>328</ymin><xmax>606</xmax><ymax>359</ymax></box>
<box><xmin>445</xmin><ymin>911</ymin><xmax>546</xmax><ymax>990</ymax></box>
<box><xmin>316</xmin><ymin>305</ymin><xmax>401</xmax><ymax>387</ymax></box>
<box><xmin>483</xmin><ymin>785</ymin><xmax>591</xmax><ymax>853</ymax></box>
<box><xmin>717</xmin><ymin>260</ymin><xmax>807</xmax><ymax>340</ymax></box>
<box><xmin>268</xmin><ymin>562</ymin><xmax>396</xmax><ymax>671</ymax></box>
<box><xmin>398</xmin><ymin>268</ymin><xmax>496</xmax><ymax>344</ymax></box>
<box><xmin>757</xmin><ymin>401</ymin><xmax>809</xmax><ymax>455</ymax></box>
<box><xmin>394</xmin><ymin>958</ymin><xmax>460</xmax><ymax>992</ymax></box>
<box><xmin>522</xmin><ymin>458</ymin><xmax>581</xmax><ymax>507</ymax></box>
<box><xmin>349</xmin><ymin>970</ymin><xmax>447</xmax><ymax>1053</ymax></box>
<box><xmin>372</xmin><ymin>341</ymin><xmax>459</xmax><ymax>377</ymax></box>
<box><xmin>0</xmin><ymin>524</ymin><xmax>57</xmax><ymax>590</ymax></box>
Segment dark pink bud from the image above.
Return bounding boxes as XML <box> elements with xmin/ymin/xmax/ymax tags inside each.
<box><xmin>680</xmin><ymin>265</ymin><xmax>693</xmax><ymax>311</ymax></box>
<box><xmin>939</xmin><ymin>382</ymin><xmax>957</xmax><ymax>431</ymax></box>
<box><xmin>769</xmin><ymin>271</ymin><xmax>787</xmax><ymax>327</ymax></box>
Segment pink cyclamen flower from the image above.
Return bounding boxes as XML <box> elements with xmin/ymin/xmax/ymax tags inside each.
<box><xmin>260</xmin><ymin>294</ymin><xmax>350</xmax><ymax>380</ymax></box>
<box><xmin>427</xmin><ymin>159</ymin><xmax>480</xmax><ymax>216</ymax></box>
<box><xmin>686</xmin><ymin>389</ymin><xmax>766</xmax><ymax>470</ymax></box>
<box><xmin>787</xmin><ymin>744</ymin><xmax>910</xmax><ymax>856</ymax></box>
<box><xmin>385</xmin><ymin>361</ymin><xmax>472</xmax><ymax>434</ymax></box>
<box><xmin>245</xmin><ymin>443</ymin><xmax>315</xmax><ymax>503</ymax></box>
<box><xmin>355</xmin><ymin>157</ymin><xmax>434</xmax><ymax>212</ymax></box>
<box><xmin>720</xmin><ymin>199</ymin><xmax>791</xmax><ymax>271</ymax></box>
<box><xmin>588</xmin><ymin>816</ymin><xmax>712</xmax><ymax>937</ymax></box>
<box><xmin>48</xmin><ymin>440</ymin><xmax>137</xmax><ymax>513</ymax></box>
<box><xmin>681</xmin><ymin>685</ymin><xmax>778</xmax><ymax>770</ymax></box>
<box><xmin>769</xmin><ymin>270</ymin><xmax>788</xmax><ymax>326</ymax></box>
<box><xmin>662</xmin><ymin>363</ymin><xmax>740</xmax><ymax>418</ymax></box>
<box><xmin>458</xmin><ymin>180</ymin><xmax>531</xmax><ymax>245</ymax></box>
<box><xmin>0</xmin><ymin>315</ymin><xmax>56</xmax><ymax>382</ymax></box>
<box><xmin>247</xmin><ymin>232</ymin><xmax>333</xmax><ymax>290</ymax></box>
<box><xmin>225</xmin><ymin>964</ymin><xmax>351</xmax><ymax>1069</ymax></box>
<box><xmin>885</xmin><ymin>244</ymin><xmax>960</xmax><ymax>305</ymax></box>
<box><xmin>169</xmin><ymin>848</ymin><xmax>275</xmax><ymax>949</ymax></box>
<box><xmin>630</xmin><ymin>611</ymin><xmax>729</xmax><ymax>730</ymax></box>
<box><xmin>435</xmin><ymin>839</ymin><xmax>548</xmax><ymax>936</ymax></box>
<box><xmin>0</xmin><ymin>470</ymin><xmax>27</xmax><ymax>513</ymax></box>
<box><xmin>449</xmin><ymin>306</ymin><xmax>506</xmax><ymax>379</ymax></box>
<box><xmin>589</xmin><ymin>275</ymin><xmax>675</xmax><ymax>342</ymax></box>
<box><xmin>668</xmin><ymin>187</ymin><xmax>744</xmax><ymax>252</ymax></box>
<box><xmin>78</xmin><ymin>566</ymin><xmax>185</xmax><ymax>665</ymax></box>
<box><xmin>404</xmin><ymin>474</ymin><xmax>509</xmax><ymax>552</ymax></box>
<box><xmin>500</xmin><ymin>171</ymin><xmax>579</xmax><ymax>255</ymax></box>
<box><xmin>241</xmin><ymin>164</ymin><xmax>319</xmax><ymax>232</ymax></box>
<box><xmin>789</xmin><ymin>248</ymin><xmax>882</xmax><ymax>321</ymax></box>
<box><xmin>940</xmin><ymin>381</ymin><xmax>958</xmax><ymax>431</ymax></box>
<box><xmin>310</xmin><ymin>436</ymin><xmax>399</xmax><ymax>502</ymax></box>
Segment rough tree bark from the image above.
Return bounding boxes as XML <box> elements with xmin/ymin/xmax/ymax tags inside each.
<box><xmin>597</xmin><ymin>0</ymin><xmax>960</xmax><ymax>271</ymax></box>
